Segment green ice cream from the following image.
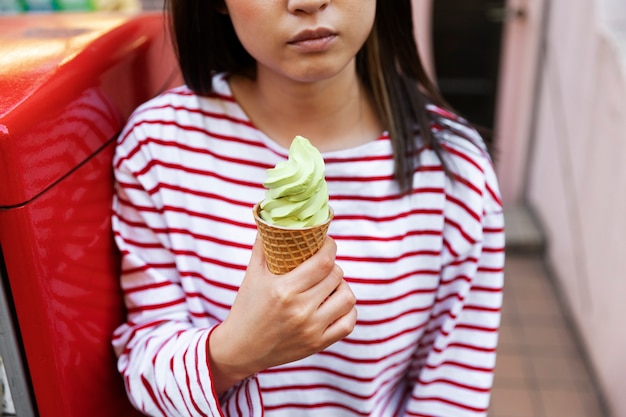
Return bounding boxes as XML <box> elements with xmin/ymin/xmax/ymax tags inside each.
<box><xmin>260</xmin><ymin>136</ymin><xmax>330</xmax><ymax>228</ymax></box>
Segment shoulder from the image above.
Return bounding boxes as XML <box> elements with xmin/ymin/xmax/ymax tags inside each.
<box><xmin>125</xmin><ymin>74</ymin><xmax>237</xmax><ymax>127</ymax></box>
<box><xmin>424</xmin><ymin>107</ymin><xmax>503</xmax><ymax>261</ymax></box>
<box><xmin>425</xmin><ymin>105</ymin><xmax>492</xmax><ymax>176</ymax></box>
<box><xmin>427</xmin><ymin>104</ymin><xmax>490</xmax><ymax>159</ymax></box>
<box><xmin>426</xmin><ymin>105</ymin><xmax>503</xmax><ymax>214</ymax></box>
<box><xmin>116</xmin><ymin>74</ymin><xmax>245</xmax><ymax>148</ymax></box>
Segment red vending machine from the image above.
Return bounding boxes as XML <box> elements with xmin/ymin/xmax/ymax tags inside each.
<box><xmin>0</xmin><ymin>12</ymin><xmax>181</xmax><ymax>416</ymax></box>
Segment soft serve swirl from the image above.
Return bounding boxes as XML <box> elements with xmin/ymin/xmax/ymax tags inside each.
<box><xmin>260</xmin><ymin>136</ymin><xmax>330</xmax><ymax>227</ymax></box>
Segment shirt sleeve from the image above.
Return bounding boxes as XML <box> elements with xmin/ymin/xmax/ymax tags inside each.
<box><xmin>110</xmin><ymin>124</ymin><xmax>264</xmax><ymax>417</ymax></box>
<box><xmin>403</xmin><ymin>149</ymin><xmax>505</xmax><ymax>417</ymax></box>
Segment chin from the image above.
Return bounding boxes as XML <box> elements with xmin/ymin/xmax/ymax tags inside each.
<box><xmin>288</xmin><ymin>62</ymin><xmax>355</xmax><ymax>85</ymax></box>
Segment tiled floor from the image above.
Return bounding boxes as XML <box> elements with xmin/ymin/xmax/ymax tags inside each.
<box><xmin>488</xmin><ymin>253</ymin><xmax>609</xmax><ymax>417</ymax></box>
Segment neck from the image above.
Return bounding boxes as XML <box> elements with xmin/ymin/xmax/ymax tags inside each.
<box><xmin>229</xmin><ymin>65</ymin><xmax>382</xmax><ymax>152</ymax></box>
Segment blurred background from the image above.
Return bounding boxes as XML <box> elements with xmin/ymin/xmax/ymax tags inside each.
<box><xmin>0</xmin><ymin>0</ymin><xmax>145</xmax><ymax>12</ymax></box>
<box><xmin>1</xmin><ymin>0</ymin><xmax>624</xmax><ymax>416</ymax></box>
<box><xmin>417</xmin><ymin>1</ymin><xmax>624</xmax><ymax>415</ymax></box>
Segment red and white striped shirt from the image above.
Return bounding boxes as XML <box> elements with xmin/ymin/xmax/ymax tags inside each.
<box><xmin>111</xmin><ymin>74</ymin><xmax>505</xmax><ymax>417</ymax></box>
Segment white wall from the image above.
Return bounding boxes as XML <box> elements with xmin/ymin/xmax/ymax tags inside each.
<box><xmin>526</xmin><ymin>0</ymin><xmax>626</xmax><ymax>415</ymax></box>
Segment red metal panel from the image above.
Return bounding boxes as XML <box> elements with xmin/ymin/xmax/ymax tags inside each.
<box><xmin>0</xmin><ymin>12</ymin><xmax>180</xmax><ymax>207</ymax></box>
<box><xmin>0</xmin><ymin>12</ymin><xmax>181</xmax><ymax>417</ymax></box>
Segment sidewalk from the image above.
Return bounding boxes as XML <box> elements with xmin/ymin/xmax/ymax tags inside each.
<box><xmin>488</xmin><ymin>207</ymin><xmax>608</xmax><ymax>417</ymax></box>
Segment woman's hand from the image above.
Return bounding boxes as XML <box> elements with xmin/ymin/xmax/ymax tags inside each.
<box><xmin>208</xmin><ymin>234</ymin><xmax>357</xmax><ymax>394</ymax></box>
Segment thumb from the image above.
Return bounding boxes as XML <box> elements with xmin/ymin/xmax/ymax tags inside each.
<box><xmin>248</xmin><ymin>233</ymin><xmax>268</xmax><ymax>271</ymax></box>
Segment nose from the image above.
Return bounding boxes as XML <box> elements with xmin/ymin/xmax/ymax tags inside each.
<box><xmin>288</xmin><ymin>0</ymin><xmax>329</xmax><ymax>14</ymax></box>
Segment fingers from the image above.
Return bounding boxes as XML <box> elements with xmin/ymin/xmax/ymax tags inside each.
<box><xmin>318</xmin><ymin>279</ymin><xmax>356</xmax><ymax>320</ymax></box>
<box><xmin>241</xmin><ymin>234</ymin><xmax>356</xmax><ymax>364</ymax></box>
<box><xmin>285</xmin><ymin>236</ymin><xmax>338</xmax><ymax>292</ymax></box>
<box><xmin>323</xmin><ymin>305</ymin><xmax>358</xmax><ymax>343</ymax></box>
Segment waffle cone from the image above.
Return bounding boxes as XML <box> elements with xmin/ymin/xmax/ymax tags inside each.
<box><xmin>253</xmin><ymin>202</ymin><xmax>333</xmax><ymax>275</ymax></box>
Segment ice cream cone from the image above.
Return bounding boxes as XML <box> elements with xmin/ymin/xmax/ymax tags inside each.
<box><xmin>253</xmin><ymin>202</ymin><xmax>333</xmax><ymax>275</ymax></box>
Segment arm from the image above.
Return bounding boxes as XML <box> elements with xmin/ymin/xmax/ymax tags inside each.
<box><xmin>111</xmin><ymin>122</ymin><xmax>357</xmax><ymax>416</ymax></box>
<box><xmin>111</xmin><ymin>155</ymin><xmax>234</xmax><ymax>416</ymax></box>
<box><xmin>404</xmin><ymin>155</ymin><xmax>505</xmax><ymax>417</ymax></box>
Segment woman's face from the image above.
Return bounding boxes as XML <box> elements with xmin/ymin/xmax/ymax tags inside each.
<box><xmin>223</xmin><ymin>0</ymin><xmax>376</xmax><ymax>84</ymax></box>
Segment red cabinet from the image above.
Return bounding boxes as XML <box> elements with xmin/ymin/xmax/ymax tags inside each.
<box><xmin>0</xmin><ymin>12</ymin><xmax>180</xmax><ymax>416</ymax></box>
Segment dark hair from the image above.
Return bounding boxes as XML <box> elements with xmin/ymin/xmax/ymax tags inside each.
<box><xmin>166</xmin><ymin>0</ymin><xmax>454</xmax><ymax>194</ymax></box>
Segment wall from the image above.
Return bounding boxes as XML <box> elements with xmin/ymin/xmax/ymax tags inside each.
<box><xmin>525</xmin><ymin>0</ymin><xmax>626</xmax><ymax>415</ymax></box>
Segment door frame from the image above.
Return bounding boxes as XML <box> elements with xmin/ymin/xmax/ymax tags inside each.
<box><xmin>493</xmin><ymin>0</ymin><xmax>548</xmax><ymax>206</ymax></box>
<box><xmin>412</xmin><ymin>0</ymin><xmax>435</xmax><ymax>81</ymax></box>
<box><xmin>414</xmin><ymin>0</ymin><xmax>547</xmax><ymax>207</ymax></box>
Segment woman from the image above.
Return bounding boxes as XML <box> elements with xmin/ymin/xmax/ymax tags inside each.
<box><xmin>111</xmin><ymin>0</ymin><xmax>505</xmax><ymax>415</ymax></box>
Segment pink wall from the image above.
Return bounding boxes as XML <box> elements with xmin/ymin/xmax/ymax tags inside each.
<box><xmin>525</xmin><ymin>1</ymin><xmax>626</xmax><ymax>416</ymax></box>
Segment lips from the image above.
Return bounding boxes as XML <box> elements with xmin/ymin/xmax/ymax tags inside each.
<box><xmin>288</xmin><ymin>28</ymin><xmax>337</xmax><ymax>44</ymax></box>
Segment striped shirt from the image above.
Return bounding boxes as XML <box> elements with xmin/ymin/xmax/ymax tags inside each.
<box><xmin>111</xmin><ymin>74</ymin><xmax>505</xmax><ymax>417</ymax></box>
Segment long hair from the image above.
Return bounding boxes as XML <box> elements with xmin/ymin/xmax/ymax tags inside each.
<box><xmin>166</xmin><ymin>0</ymin><xmax>455</xmax><ymax>194</ymax></box>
